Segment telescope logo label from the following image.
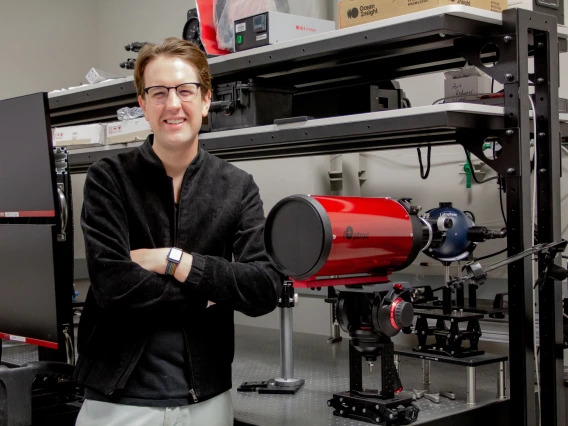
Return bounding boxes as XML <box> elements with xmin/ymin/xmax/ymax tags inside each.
<box><xmin>344</xmin><ymin>226</ymin><xmax>369</xmax><ymax>240</ymax></box>
<box><xmin>347</xmin><ymin>8</ymin><xmax>359</xmax><ymax>19</ymax></box>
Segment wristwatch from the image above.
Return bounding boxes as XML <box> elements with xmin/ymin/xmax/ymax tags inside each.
<box><xmin>166</xmin><ymin>247</ymin><xmax>183</xmax><ymax>276</ymax></box>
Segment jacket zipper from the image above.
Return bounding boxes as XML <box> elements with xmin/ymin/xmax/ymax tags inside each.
<box><xmin>171</xmin><ymin>176</ymin><xmax>178</xmax><ymax>248</ymax></box>
<box><xmin>183</xmin><ymin>328</ymin><xmax>199</xmax><ymax>403</ymax></box>
<box><xmin>109</xmin><ymin>339</ymin><xmax>149</xmax><ymax>395</ymax></box>
<box><xmin>173</xmin><ymin>176</ymin><xmax>199</xmax><ymax>404</ymax></box>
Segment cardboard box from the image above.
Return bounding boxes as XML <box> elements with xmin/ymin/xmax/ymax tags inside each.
<box><xmin>106</xmin><ymin>119</ymin><xmax>152</xmax><ymax>145</ymax></box>
<box><xmin>339</xmin><ymin>0</ymin><xmax>507</xmax><ymax>28</ymax></box>
<box><xmin>52</xmin><ymin>124</ymin><xmax>106</xmax><ymax>149</ymax></box>
<box><xmin>444</xmin><ymin>74</ymin><xmax>492</xmax><ymax>102</ymax></box>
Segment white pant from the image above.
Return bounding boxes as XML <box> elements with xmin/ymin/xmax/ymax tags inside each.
<box><xmin>75</xmin><ymin>390</ymin><xmax>233</xmax><ymax>426</ymax></box>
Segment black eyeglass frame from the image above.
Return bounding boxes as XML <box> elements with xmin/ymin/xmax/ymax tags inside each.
<box><xmin>143</xmin><ymin>82</ymin><xmax>202</xmax><ymax>98</ymax></box>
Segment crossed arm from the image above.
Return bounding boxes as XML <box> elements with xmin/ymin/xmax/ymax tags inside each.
<box><xmin>130</xmin><ymin>248</ymin><xmax>193</xmax><ymax>284</ymax></box>
<box><xmin>82</xmin><ymin>161</ymin><xmax>281</xmax><ymax>316</ymax></box>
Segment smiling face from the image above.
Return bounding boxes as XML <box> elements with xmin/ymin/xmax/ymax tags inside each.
<box><xmin>138</xmin><ymin>55</ymin><xmax>211</xmax><ymax>151</ymax></box>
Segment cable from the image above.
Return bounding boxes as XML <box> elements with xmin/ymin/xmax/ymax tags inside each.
<box><xmin>528</xmin><ymin>94</ymin><xmax>541</xmax><ymax>426</ymax></box>
<box><xmin>491</xmin><ymin>62</ymin><xmax>496</xmax><ymax>93</ymax></box>
<box><xmin>534</xmin><ymin>284</ymin><xmax>541</xmax><ymax>426</ymax></box>
<box><xmin>529</xmin><ymin>94</ymin><xmax>537</xmax><ymax>227</ymax></box>
<box><xmin>498</xmin><ymin>177</ymin><xmax>507</xmax><ymax>227</ymax></box>
<box><xmin>472</xmin><ymin>247</ymin><xmax>507</xmax><ymax>262</ymax></box>
<box><xmin>463</xmin><ymin>147</ymin><xmax>498</xmax><ymax>184</ymax></box>
<box><xmin>417</xmin><ymin>146</ymin><xmax>431</xmax><ymax>179</ymax></box>
<box><xmin>463</xmin><ymin>210</ymin><xmax>476</xmax><ymax>221</ymax></box>
<box><xmin>493</xmin><ymin>137</ymin><xmax>508</xmax><ymax>227</ymax></box>
<box><xmin>461</xmin><ymin>247</ymin><xmax>509</xmax><ymax>273</ymax></box>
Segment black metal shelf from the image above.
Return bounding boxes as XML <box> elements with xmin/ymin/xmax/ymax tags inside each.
<box><xmin>49</xmin><ymin>81</ymin><xmax>137</xmax><ymax>127</ymax></box>
<box><xmin>47</xmin><ymin>7</ymin><xmax>566</xmax><ymax>128</ymax></box>
<box><xmin>48</xmin><ymin>12</ymin><xmax>499</xmax><ymax>127</ymax></box>
<box><xmin>199</xmin><ymin>107</ymin><xmax>501</xmax><ymax>161</ymax></box>
<box><xmin>210</xmin><ymin>15</ymin><xmax>499</xmax><ymax>83</ymax></box>
<box><xmin>66</xmin><ymin>106</ymin><xmax>568</xmax><ymax>172</ymax></box>
<box><xmin>65</xmin><ymin>106</ymin><xmax>501</xmax><ymax>172</ymax></box>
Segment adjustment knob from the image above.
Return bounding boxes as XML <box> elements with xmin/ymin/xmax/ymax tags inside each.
<box><xmin>393</xmin><ymin>300</ymin><xmax>414</xmax><ymax>328</ymax></box>
<box><xmin>404</xmin><ymin>405</ymin><xmax>420</xmax><ymax>422</ymax></box>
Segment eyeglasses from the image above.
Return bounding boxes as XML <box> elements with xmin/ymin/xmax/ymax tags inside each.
<box><xmin>143</xmin><ymin>82</ymin><xmax>202</xmax><ymax>104</ymax></box>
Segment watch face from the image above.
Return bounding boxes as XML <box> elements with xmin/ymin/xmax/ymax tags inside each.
<box><xmin>169</xmin><ymin>248</ymin><xmax>183</xmax><ymax>262</ymax></box>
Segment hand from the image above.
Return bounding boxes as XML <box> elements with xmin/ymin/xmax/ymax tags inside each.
<box><xmin>130</xmin><ymin>248</ymin><xmax>170</xmax><ymax>274</ymax></box>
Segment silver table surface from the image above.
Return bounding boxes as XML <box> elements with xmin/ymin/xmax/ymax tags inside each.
<box><xmin>1</xmin><ymin>325</ymin><xmax>508</xmax><ymax>425</ymax></box>
<box><xmin>230</xmin><ymin>325</ymin><xmax>507</xmax><ymax>426</ymax></box>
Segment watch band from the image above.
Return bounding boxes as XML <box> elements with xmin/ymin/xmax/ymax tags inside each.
<box><xmin>166</xmin><ymin>260</ymin><xmax>179</xmax><ymax>276</ymax></box>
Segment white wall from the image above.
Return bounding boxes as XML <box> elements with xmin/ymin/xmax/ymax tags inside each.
<box><xmin>72</xmin><ymin>173</ymin><xmax>88</xmax><ymax>259</ymax></box>
<box><xmin>0</xmin><ymin>0</ymin><xmax>99</xmax><ymax>100</ymax></box>
<box><xmin>97</xmin><ymin>0</ymin><xmax>196</xmax><ymax>77</ymax></box>
<box><xmin>289</xmin><ymin>0</ymin><xmax>331</xmax><ymax>20</ymax></box>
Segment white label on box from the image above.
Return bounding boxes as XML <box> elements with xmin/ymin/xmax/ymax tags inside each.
<box><xmin>444</xmin><ymin>75</ymin><xmax>491</xmax><ymax>102</ymax></box>
<box><xmin>256</xmin><ymin>33</ymin><xmax>267</xmax><ymax>41</ymax></box>
<box><xmin>3</xmin><ymin>212</ymin><xmax>20</xmax><ymax>218</ymax></box>
<box><xmin>9</xmin><ymin>335</ymin><xmax>26</xmax><ymax>342</ymax></box>
<box><xmin>235</xmin><ymin>23</ymin><xmax>246</xmax><ymax>33</ymax></box>
<box><xmin>108</xmin><ymin>124</ymin><xmax>123</xmax><ymax>134</ymax></box>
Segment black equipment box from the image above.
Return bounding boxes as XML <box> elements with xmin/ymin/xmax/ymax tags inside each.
<box><xmin>208</xmin><ymin>79</ymin><xmax>295</xmax><ymax>132</ymax></box>
<box><xmin>293</xmin><ymin>81</ymin><xmax>407</xmax><ymax>119</ymax></box>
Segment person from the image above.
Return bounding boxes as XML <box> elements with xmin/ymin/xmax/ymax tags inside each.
<box><xmin>73</xmin><ymin>37</ymin><xmax>282</xmax><ymax>426</ymax></box>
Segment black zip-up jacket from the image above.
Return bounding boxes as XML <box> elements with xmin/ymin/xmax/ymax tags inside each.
<box><xmin>73</xmin><ymin>135</ymin><xmax>281</xmax><ymax>401</ymax></box>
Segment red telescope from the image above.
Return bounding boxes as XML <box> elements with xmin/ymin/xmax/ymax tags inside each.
<box><xmin>264</xmin><ymin>195</ymin><xmax>450</xmax><ymax>286</ymax></box>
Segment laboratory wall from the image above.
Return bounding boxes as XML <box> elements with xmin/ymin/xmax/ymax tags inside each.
<box><xmin>0</xmin><ymin>0</ymin><xmax>99</xmax><ymax>100</ymax></box>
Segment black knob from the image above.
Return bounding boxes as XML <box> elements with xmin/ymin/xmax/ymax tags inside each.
<box><xmin>394</xmin><ymin>301</ymin><xmax>414</xmax><ymax>328</ymax></box>
<box><xmin>404</xmin><ymin>405</ymin><xmax>420</xmax><ymax>422</ymax></box>
<box><xmin>439</xmin><ymin>202</ymin><xmax>452</xmax><ymax>208</ymax></box>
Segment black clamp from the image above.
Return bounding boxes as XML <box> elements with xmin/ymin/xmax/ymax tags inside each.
<box><xmin>278</xmin><ymin>280</ymin><xmax>295</xmax><ymax>308</ymax></box>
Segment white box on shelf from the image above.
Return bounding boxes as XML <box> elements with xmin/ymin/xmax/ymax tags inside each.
<box><xmin>52</xmin><ymin>124</ymin><xmax>106</xmax><ymax>149</ymax></box>
<box><xmin>106</xmin><ymin>119</ymin><xmax>152</xmax><ymax>145</ymax></box>
<box><xmin>444</xmin><ymin>74</ymin><xmax>492</xmax><ymax>103</ymax></box>
<box><xmin>86</xmin><ymin>68</ymin><xmax>119</xmax><ymax>84</ymax></box>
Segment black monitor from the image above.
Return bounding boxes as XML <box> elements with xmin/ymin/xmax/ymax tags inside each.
<box><xmin>0</xmin><ymin>225</ymin><xmax>59</xmax><ymax>349</ymax></box>
<box><xmin>0</xmin><ymin>92</ymin><xmax>57</xmax><ymax>220</ymax></box>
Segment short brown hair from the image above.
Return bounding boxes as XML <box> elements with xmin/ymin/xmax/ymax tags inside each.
<box><xmin>134</xmin><ymin>37</ymin><xmax>212</xmax><ymax>99</ymax></box>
